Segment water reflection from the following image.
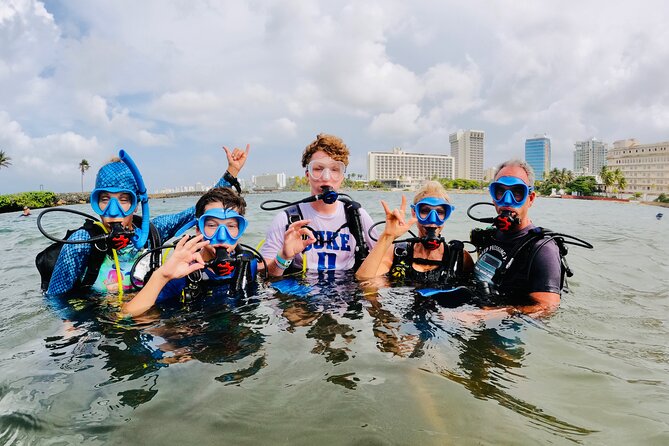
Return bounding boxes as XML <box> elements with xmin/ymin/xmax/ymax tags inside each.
<box><xmin>273</xmin><ymin>271</ymin><xmax>362</xmax><ymax>366</ymax></box>
<box><xmin>43</xmin><ymin>288</ymin><xmax>269</xmax><ymax>413</ymax></box>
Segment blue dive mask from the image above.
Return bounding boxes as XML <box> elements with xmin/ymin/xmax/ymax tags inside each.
<box><xmin>90</xmin><ymin>188</ymin><xmax>138</xmax><ymax>218</ymax></box>
<box><xmin>175</xmin><ymin>208</ymin><xmax>248</xmax><ymax>246</ymax></box>
<box><xmin>411</xmin><ymin>197</ymin><xmax>454</xmax><ymax>226</ymax></box>
<box><xmin>489</xmin><ymin>176</ymin><xmax>533</xmax><ymax>208</ymax></box>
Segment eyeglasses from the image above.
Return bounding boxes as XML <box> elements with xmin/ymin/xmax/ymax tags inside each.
<box><xmin>411</xmin><ymin>197</ymin><xmax>454</xmax><ymax>226</ymax></box>
<box><xmin>489</xmin><ymin>176</ymin><xmax>533</xmax><ymax>207</ymax></box>
<box><xmin>307</xmin><ymin>159</ymin><xmax>346</xmax><ymax>181</ymax></box>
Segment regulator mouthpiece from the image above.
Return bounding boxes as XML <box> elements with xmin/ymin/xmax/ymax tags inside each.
<box><xmin>420</xmin><ymin>227</ymin><xmax>442</xmax><ymax>251</ymax></box>
<box><xmin>494</xmin><ymin>210</ymin><xmax>521</xmax><ymax>232</ymax></box>
<box><xmin>319</xmin><ymin>186</ymin><xmax>339</xmax><ymax>204</ymax></box>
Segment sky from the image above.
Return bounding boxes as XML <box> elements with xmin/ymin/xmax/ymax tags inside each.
<box><xmin>1</xmin><ymin>0</ymin><xmax>669</xmax><ymax>193</ymax></box>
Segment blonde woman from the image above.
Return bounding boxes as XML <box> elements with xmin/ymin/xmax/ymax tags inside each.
<box><xmin>356</xmin><ymin>181</ymin><xmax>473</xmax><ymax>286</ymax></box>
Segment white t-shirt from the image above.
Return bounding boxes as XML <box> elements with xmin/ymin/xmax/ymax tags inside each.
<box><xmin>261</xmin><ymin>201</ymin><xmax>377</xmax><ymax>271</ymax></box>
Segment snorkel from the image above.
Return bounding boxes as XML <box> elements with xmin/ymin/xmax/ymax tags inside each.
<box><xmin>118</xmin><ymin>150</ymin><xmax>150</xmax><ymax>249</ymax></box>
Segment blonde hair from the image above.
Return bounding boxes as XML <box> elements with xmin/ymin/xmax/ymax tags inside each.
<box><xmin>413</xmin><ymin>181</ymin><xmax>450</xmax><ymax>204</ymax></box>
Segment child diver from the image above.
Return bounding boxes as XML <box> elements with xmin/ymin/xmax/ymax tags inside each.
<box><xmin>356</xmin><ymin>181</ymin><xmax>473</xmax><ymax>286</ymax></box>
<box><xmin>42</xmin><ymin>145</ymin><xmax>249</xmax><ymax>296</ymax></box>
<box><xmin>123</xmin><ymin>187</ymin><xmax>258</xmax><ymax>317</ymax></box>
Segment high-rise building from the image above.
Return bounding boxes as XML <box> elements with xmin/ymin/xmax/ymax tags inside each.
<box><xmin>252</xmin><ymin>173</ymin><xmax>286</xmax><ymax>190</ymax></box>
<box><xmin>574</xmin><ymin>138</ymin><xmax>608</xmax><ymax>176</ymax></box>
<box><xmin>607</xmin><ymin>139</ymin><xmax>669</xmax><ymax>198</ymax></box>
<box><xmin>368</xmin><ymin>148</ymin><xmax>454</xmax><ymax>187</ymax></box>
<box><xmin>449</xmin><ymin>130</ymin><xmax>484</xmax><ymax>180</ymax></box>
<box><xmin>524</xmin><ymin>134</ymin><xmax>551</xmax><ymax>182</ymax></box>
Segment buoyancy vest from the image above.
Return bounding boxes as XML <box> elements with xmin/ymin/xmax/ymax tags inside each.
<box><xmin>180</xmin><ymin>246</ymin><xmax>259</xmax><ymax>300</ymax></box>
<box><xmin>36</xmin><ymin>216</ymin><xmax>160</xmax><ymax>293</ymax></box>
<box><xmin>389</xmin><ymin>240</ymin><xmax>467</xmax><ymax>286</ymax></box>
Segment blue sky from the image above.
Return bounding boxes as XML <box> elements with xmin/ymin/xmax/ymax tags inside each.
<box><xmin>2</xmin><ymin>0</ymin><xmax>669</xmax><ymax>193</ymax></box>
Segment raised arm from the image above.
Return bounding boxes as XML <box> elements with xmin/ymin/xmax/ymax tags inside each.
<box><xmin>356</xmin><ymin>196</ymin><xmax>417</xmax><ymax>279</ymax></box>
<box><xmin>122</xmin><ymin>235</ymin><xmax>209</xmax><ymax>317</ymax></box>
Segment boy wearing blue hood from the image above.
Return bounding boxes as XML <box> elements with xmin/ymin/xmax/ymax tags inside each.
<box><xmin>44</xmin><ymin>145</ymin><xmax>249</xmax><ymax>296</ymax></box>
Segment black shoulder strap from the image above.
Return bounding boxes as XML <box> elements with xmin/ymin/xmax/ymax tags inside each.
<box><xmin>342</xmin><ymin>199</ymin><xmax>369</xmax><ymax>269</ymax></box>
<box><xmin>391</xmin><ymin>242</ymin><xmax>412</xmax><ymax>267</ymax></box>
<box><xmin>284</xmin><ymin>204</ymin><xmax>304</xmax><ymax>230</ymax></box>
<box><xmin>492</xmin><ymin>227</ymin><xmax>547</xmax><ymax>285</ymax></box>
<box><xmin>447</xmin><ymin>240</ymin><xmax>466</xmax><ymax>279</ymax></box>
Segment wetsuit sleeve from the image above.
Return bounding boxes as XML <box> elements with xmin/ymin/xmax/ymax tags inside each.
<box><xmin>150</xmin><ymin>173</ymin><xmax>233</xmax><ymax>243</ymax></box>
<box><xmin>47</xmin><ymin>229</ymin><xmax>92</xmax><ymax>296</ymax></box>
<box><xmin>151</xmin><ymin>207</ymin><xmax>197</xmax><ymax>242</ymax></box>
<box><xmin>358</xmin><ymin>207</ymin><xmax>378</xmax><ymax>250</ymax></box>
<box><xmin>260</xmin><ymin>212</ymin><xmax>290</xmax><ymax>260</ymax></box>
<box><xmin>155</xmin><ymin>277</ymin><xmax>187</xmax><ymax>303</ymax></box>
<box><xmin>214</xmin><ymin>173</ymin><xmax>233</xmax><ymax>189</ymax></box>
<box><xmin>528</xmin><ymin>239</ymin><xmax>562</xmax><ymax>294</ymax></box>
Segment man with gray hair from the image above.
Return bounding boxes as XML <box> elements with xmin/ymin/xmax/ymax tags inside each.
<box><xmin>472</xmin><ymin>159</ymin><xmax>562</xmax><ymax>317</ymax></box>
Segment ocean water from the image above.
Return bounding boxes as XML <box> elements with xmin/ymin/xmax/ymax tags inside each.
<box><xmin>0</xmin><ymin>191</ymin><xmax>667</xmax><ymax>445</ymax></box>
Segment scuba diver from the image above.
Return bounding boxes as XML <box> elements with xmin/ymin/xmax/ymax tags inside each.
<box><xmin>356</xmin><ymin>181</ymin><xmax>473</xmax><ymax>286</ymax></box>
<box><xmin>37</xmin><ymin>145</ymin><xmax>250</xmax><ymax>296</ymax></box>
<box><xmin>468</xmin><ymin>159</ymin><xmax>593</xmax><ymax>317</ymax></box>
<box><xmin>260</xmin><ymin>134</ymin><xmax>377</xmax><ymax>275</ymax></box>
<box><xmin>122</xmin><ymin>187</ymin><xmax>261</xmax><ymax>317</ymax></box>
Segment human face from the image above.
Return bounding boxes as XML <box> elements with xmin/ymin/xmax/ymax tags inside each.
<box><xmin>492</xmin><ymin>166</ymin><xmax>535</xmax><ymax>227</ymax></box>
<box><xmin>95</xmin><ymin>191</ymin><xmax>136</xmax><ymax>228</ymax></box>
<box><xmin>195</xmin><ymin>202</ymin><xmax>247</xmax><ymax>252</ymax></box>
<box><xmin>411</xmin><ymin>197</ymin><xmax>453</xmax><ymax>227</ymax></box>
<box><xmin>305</xmin><ymin>151</ymin><xmax>345</xmax><ymax>196</ymax></box>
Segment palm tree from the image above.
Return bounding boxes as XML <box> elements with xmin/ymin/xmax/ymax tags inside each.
<box><xmin>600</xmin><ymin>166</ymin><xmax>615</xmax><ymax>197</ymax></box>
<box><xmin>614</xmin><ymin>168</ymin><xmax>627</xmax><ymax>193</ymax></box>
<box><xmin>0</xmin><ymin>150</ymin><xmax>11</xmax><ymax>169</ymax></box>
<box><xmin>79</xmin><ymin>159</ymin><xmax>90</xmax><ymax>192</ymax></box>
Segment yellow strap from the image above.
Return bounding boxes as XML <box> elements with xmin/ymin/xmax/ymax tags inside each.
<box><xmin>93</xmin><ymin>222</ymin><xmax>124</xmax><ymax>301</ymax></box>
<box><xmin>255</xmin><ymin>239</ymin><xmax>265</xmax><ymax>251</ymax></box>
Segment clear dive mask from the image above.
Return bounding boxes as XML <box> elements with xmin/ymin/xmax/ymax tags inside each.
<box><xmin>489</xmin><ymin>176</ymin><xmax>533</xmax><ymax>208</ymax></box>
<box><xmin>90</xmin><ymin>189</ymin><xmax>138</xmax><ymax>218</ymax></box>
<box><xmin>411</xmin><ymin>197</ymin><xmax>454</xmax><ymax>227</ymax></box>
<box><xmin>307</xmin><ymin>159</ymin><xmax>346</xmax><ymax>181</ymax></box>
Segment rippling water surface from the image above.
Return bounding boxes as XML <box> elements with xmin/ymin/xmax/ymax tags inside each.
<box><xmin>1</xmin><ymin>191</ymin><xmax>667</xmax><ymax>445</ymax></box>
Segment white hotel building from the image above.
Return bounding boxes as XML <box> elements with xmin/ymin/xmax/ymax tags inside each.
<box><xmin>607</xmin><ymin>139</ymin><xmax>669</xmax><ymax>199</ymax></box>
<box><xmin>367</xmin><ymin>148</ymin><xmax>454</xmax><ymax>188</ymax></box>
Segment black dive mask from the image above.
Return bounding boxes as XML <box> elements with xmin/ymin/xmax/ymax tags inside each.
<box><xmin>420</xmin><ymin>227</ymin><xmax>443</xmax><ymax>250</ymax></box>
<box><xmin>206</xmin><ymin>247</ymin><xmax>238</xmax><ymax>277</ymax></box>
<box><xmin>108</xmin><ymin>222</ymin><xmax>134</xmax><ymax>250</ymax></box>
<box><xmin>493</xmin><ymin>210</ymin><xmax>521</xmax><ymax>232</ymax></box>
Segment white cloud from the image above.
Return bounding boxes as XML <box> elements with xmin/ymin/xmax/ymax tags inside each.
<box><xmin>2</xmin><ymin>0</ymin><xmax>669</xmax><ymax>191</ymax></box>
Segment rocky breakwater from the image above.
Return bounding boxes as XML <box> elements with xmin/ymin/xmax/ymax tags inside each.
<box><xmin>54</xmin><ymin>192</ymin><xmax>90</xmax><ymax>206</ymax></box>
